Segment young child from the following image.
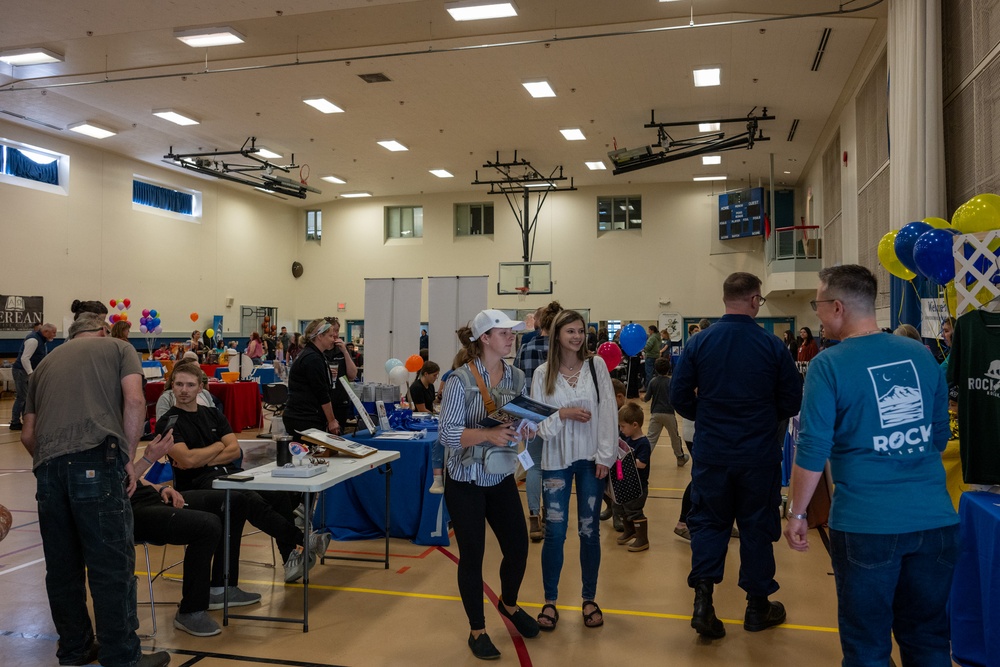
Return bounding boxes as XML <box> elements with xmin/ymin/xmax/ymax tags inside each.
<box><xmin>643</xmin><ymin>356</ymin><xmax>689</xmax><ymax>466</ymax></box>
<box><xmin>601</xmin><ymin>379</ymin><xmax>630</xmax><ymax>528</ymax></box>
<box><xmin>616</xmin><ymin>402</ymin><xmax>652</xmax><ymax>552</ymax></box>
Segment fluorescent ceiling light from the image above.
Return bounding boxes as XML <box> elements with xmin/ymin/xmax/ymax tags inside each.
<box><xmin>430</xmin><ymin>169</ymin><xmax>454</xmax><ymax>178</ymax></box>
<box><xmin>253</xmin><ymin>147</ymin><xmax>282</xmax><ymax>159</ymax></box>
<box><xmin>585</xmin><ymin>161</ymin><xmax>606</xmax><ymax>170</ymax></box>
<box><xmin>303</xmin><ymin>97</ymin><xmax>345</xmax><ymax>114</ymax></box>
<box><xmin>321</xmin><ymin>175</ymin><xmax>347</xmax><ymax>184</ymax></box>
<box><xmin>0</xmin><ymin>48</ymin><xmax>63</xmax><ymax>66</ymax></box>
<box><xmin>783</xmin><ymin>170</ymin><xmax>791</xmax><ymax>174</ymax></box>
<box><xmin>693</xmin><ymin>175</ymin><xmax>727</xmax><ymax>182</ymax></box>
<box><xmin>67</xmin><ymin>121</ymin><xmax>116</xmax><ymax>139</ymax></box>
<box><xmin>377</xmin><ymin>140</ymin><xmax>408</xmax><ymax>152</ymax></box>
<box><xmin>525</xmin><ymin>181</ymin><xmax>555</xmax><ymax>188</ymax></box>
<box><xmin>693</xmin><ymin>67</ymin><xmax>721</xmax><ymax>87</ymax></box>
<box><xmin>699</xmin><ymin>122</ymin><xmax>721</xmax><ymax>132</ymax></box>
<box><xmin>446</xmin><ymin>0</ymin><xmax>518</xmax><ymax>21</ymax></box>
<box><xmin>152</xmin><ymin>109</ymin><xmax>200</xmax><ymax>126</ymax></box>
<box><xmin>522</xmin><ymin>80</ymin><xmax>556</xmax><ymax>98</ymax></box>
<box><xmin>341</xmin><ymin>191</ymin><xmax>373</xmax><ymax>198</ymax></box>
<box><xmin>174</xmin><ymin>26</ymin><xmax>245</xmax><ymax>48</ymax></box>
<box><xmin>702</xmin><ymin>155</ymin><xmax>721</xmax><ymax>165</ymax></box>
<box><xmin>560</xmin><ymin>128</ymin><xmax>586</xmax><ymax>141</ymax></box>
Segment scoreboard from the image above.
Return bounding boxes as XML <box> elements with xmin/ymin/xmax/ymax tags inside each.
<box><xmin>718</xmin><ymin>187</ymin><xmax>764</xmax><ymax>240</ymax></box>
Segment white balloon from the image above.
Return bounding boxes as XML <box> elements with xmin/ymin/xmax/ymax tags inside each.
<box><xmin>388</xmin><ymin>365</ymin><xmax>409</xmax><ymax>385</ymax></box>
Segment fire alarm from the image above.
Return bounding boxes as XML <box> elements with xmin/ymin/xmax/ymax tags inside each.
<box><xmin>843</xmin><ymin>151</ymin><xmax>848</xmax><ymax>166</ymax></box>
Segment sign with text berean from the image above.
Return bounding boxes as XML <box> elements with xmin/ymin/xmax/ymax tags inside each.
<box><xmin>0</xmin><ymin>295</ymin><xmax>44</xmax><ymax>332</ymax></box>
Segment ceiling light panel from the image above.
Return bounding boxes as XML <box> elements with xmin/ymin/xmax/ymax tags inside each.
<box><xmin>693</xmin><ymin>67</ymin><xmax>721</xmax><ymax>87</ymax></box>
<box><xmin>560</xmin><ymin>128</ymin><xmax>586</xmax><ymax>141</ymax></box>
<box><xmin>693</xmin><ymin>175</ymin><xmax>727</xmax><ymax>181</ymax></box>
<box><xmin>522</xmin><ymin>80</ymin><xmax>555</xmax><ymax>98</ymax></box>
<box><xmin>67</xmin><ymin>121</ymin><xmax>116</xmax><ymax>139</ymax></box>
<box><xmin>430</xmin><ymin>169</ymin><xmax>453</xmax><ymax>178</ymax></box>
<box><xmin>377</xmin><ymin>140</ymin><xmax>408</xmax><ymax>152</ymax></box>
<box><xmin>341</xmin><ymin>191</ymin><xmax>373</xmax><ymax>198</ymax></box>
<box><xmin>321</xmin><ymin>175</ymin><xmax>347</xmax><ymax>184</ymax></box>
<box><xmin>174</xmin><ymin>26</ymin><xmax>245</xmax><ymax>48</ymax></box>
<box><xmin>585</xmin><ymin>161</ymin><xmax>606</xmax><ymax>170</ymax></box>
<box><xmin>446</xmin><ymin>0</ymin><xmax>518</xmax><ymax>21</ymax></box>
<box><xmin>702</xmin><ymin>155</ymin><xmax>721</xmax><ymax>165</ymax></box>
<box><xmin>0</xmin><ymin>47</ymin><xmax>63</xmax><ymax>66</ymax></box>
<box><xmin>699</xmin><ymin>122</ymin><xmax>721</xmax><ymax>132</ymax></box>
<box><xmin>303</xmin><ymin>97</ymin><xmax>345</xmax><ymax>114</ymax></box>
<box><xmin>253</xmin><ymin>147</ymin><xmax>282</xmax><ymax>159</ymax></box>
<box><xmin>152</xmin><ymin>109</ymin><xmax>200</xmax><ymax>126</ymax></box>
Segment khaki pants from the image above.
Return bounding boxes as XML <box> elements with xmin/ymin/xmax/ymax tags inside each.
<box><xmin>646</xmin><ymin>412</ymin><xmax>683</xmax><ymax>458</ymax></box>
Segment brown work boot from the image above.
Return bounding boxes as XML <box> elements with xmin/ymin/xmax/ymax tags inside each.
<box><xmin>616</xmin><ymin>518</ymin><xmax>636</xmax><ymax>544</ymax></box>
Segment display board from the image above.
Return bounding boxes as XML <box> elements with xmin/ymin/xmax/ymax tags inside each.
<box><xmin>718</xmin><ymin>187</ymin><xmax>764</xmax><ymax>240</ymax></box>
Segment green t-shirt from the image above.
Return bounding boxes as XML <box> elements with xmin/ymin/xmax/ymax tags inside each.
<box><xmin>948</xmin><ymin>309</ymin><xmax>1000</xmax><ymax>484</ymax></box>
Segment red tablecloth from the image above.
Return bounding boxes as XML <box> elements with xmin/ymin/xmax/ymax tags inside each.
<box><xmin>200</xmin><ymin>364</ymin><xmax>223</xmax><ymax>378</ymax></box>
<box><xmin>144</xmin><ymin>381</ymin><xmax>262</xmax><ymax>432</ymax></box>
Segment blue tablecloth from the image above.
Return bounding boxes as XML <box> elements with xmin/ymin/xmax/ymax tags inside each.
<box><xmin>319</xmin><ymin>429</ymin><xmax>450</xmax><ymax>546</ymax></box>
<box><xmin>951</xmin><ymin>492</ymin><xmax>1000</xmax><ymax>667</ymax></box>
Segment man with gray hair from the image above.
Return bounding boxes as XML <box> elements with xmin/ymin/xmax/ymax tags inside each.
<box><xmin>20</xmin><ymin>313</ymin><xmax>169</xmax><ymax>667</ymax></box>
<box><xmin>9</xmin><ymin>322</ymin><xmax>56</xmax><ymax>431</ymax></box>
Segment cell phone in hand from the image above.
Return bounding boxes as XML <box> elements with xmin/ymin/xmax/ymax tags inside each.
<box><xmin>161</xmin><ymin>414</ymin><xmax>179</xmax><ymax>433</ymax></box>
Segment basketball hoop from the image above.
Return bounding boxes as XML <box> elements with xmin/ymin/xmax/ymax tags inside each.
<box><xmin>515</xmin><ymin>286</ymin><xmax>530</xmax><ymax>302</ymax></box>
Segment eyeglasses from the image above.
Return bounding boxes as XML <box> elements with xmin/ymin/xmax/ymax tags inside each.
<box><xmin>752</xmin><ymin>294</ymin><xmax>767</xmax><ymax>305</ymax></box>
<box><xmin>810</xmin><ymin>299</ymin><xmax>837</xmax><ymax>311</ymax></box>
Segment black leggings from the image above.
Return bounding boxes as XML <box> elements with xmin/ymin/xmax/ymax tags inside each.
<box><xmin>444</xmin><ymin>475</ymin><xmax>528</xmax><ymax>631</ymax></box>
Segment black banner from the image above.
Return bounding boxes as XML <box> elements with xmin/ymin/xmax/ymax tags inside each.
<box><xmin>0</xmin><ymin>295</ymin><xmax>44</xmax><ymax>332</ymax></box>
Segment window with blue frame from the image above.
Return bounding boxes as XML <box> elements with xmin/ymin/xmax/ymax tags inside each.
<box><xmin>133</xmin><ymin>179</ymin><xmax>196</xmax><ymax>215</ymax></box>
<box><xmin>1</xmin><ymin>145</ymin><xmax>60</xmax><ymax>185</ymax></box>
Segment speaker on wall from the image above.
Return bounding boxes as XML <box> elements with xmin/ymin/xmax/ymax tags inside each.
<box><xmin>292</xmin><ymin>261</ymin><xmax>304</xmax><ymax>278</ymax></box>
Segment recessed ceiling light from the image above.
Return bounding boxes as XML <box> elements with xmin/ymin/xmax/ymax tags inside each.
<box><xmin>377</xmin><ymin>140</ymin><xmax>408</xmax><ymax>152</ymax></box>
<box><xmin>702</xmin><ymin>155</ymin><xmax>721</xmax><ymax>165</ymax></box>
<box><xmin>693</xmin><ymin>67</ymin><xmax>721</xmax><ymax>87</ymax></box>
<box><xmin>67</xmin><ymin>121</ymin><xmax>116</xmax><ymax>139</ymax></box>
<box><xmin>699</xmin><ymin>122</ymin><xmax>721</xmax><ymax>132</ymax></box>
<box><xmin>430</xmin><ymin>169</ymin><xmax>454</xmax><ymax>178</ymax></box>
<box><xmin>303</xmin><ymin>97</ymin><xmax>345</xmax><ymax>114</ymax></box>
<box><xmin>0</xmin><ymin>48</ymin><xmax>63</xmax><ymax>66</ymax></box>
<box><xmin>585</xmin><ymin>161</ymin><xmax>606</xmax><ymax>170</ymax></box>
<box><xmin>252</xmin><ymin>147</ymin><xmax>282</xmax><ymax>159</ymax></box>
<box><xmin>152</xmin><ymin>109</ymin><xmax>200</xmax><ymax>126</ymax></box>
<box><xmin>693</xmin><ymin>175</ymin><xmax>727</xmax><ymax>182</ymax></box>
<box><xmin>522</xmin><ymin>80</ymin><xmax>556</xmax><ymax>98</ymax></box>
<box><xmin>341</xmin><ymin>191</ymin><xmax>373</xmax><ymax>198</ymax></box>
<box><xmin>446</xmin><ymin>0</ymin><xmax>518</xmax><ymax>21</ymax></box>
<box><xmin>560</xmin><ymin>128</ymin><xmax>586</xmax><ymax>141</ymax></box>
<box><xmin>321</xmin><ymin>175</ymin><xmax>347</xmax><ymax>184</ymax></box>
<box><xmin>174</xmin><ymin>26</ymin><xmax>246</xmax><ymax>48</ymax></box>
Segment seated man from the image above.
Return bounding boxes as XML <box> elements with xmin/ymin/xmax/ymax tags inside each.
<box><xmin>131</xmin><ymin>430</ymin><xmax>260</xmax><ymax>637</ymax></box>
<box><xmin>152</xmin><ymin>343</ymin><xmax>171</xmax><ymax>361</ymax></box>
<box><xmin>159</xmin><ymin>360</ymin><xmax>329</xmax><ymax>583</ymax></box>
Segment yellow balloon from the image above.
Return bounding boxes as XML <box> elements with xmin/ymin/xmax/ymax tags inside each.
<box><xmin>877</xmin><ymin>230</ymin><xmax>917</xmax><ymax>280</ymax></box>
<box><xmin>206</xmin><ymin>328</ymin><xmax>215</xmax><ymax>338</ymax></box>
<box><xmin>922</xmin><ymin>217</ymin><xmax>951</xmax><ymax>229</ymax></box>
<box><xmin>952</xmin><ymin>194</ymin><xmax>1000</xmax><ymax>234</ymax></box>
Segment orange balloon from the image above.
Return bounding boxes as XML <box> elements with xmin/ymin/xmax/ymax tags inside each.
<box><xmin>404</xmin><ymin>354</ymin><xmax>424</xmax><ymax>372</ymax></box>
<box><xmin>190</xmin><ymin>312</ymin><xmax>199</xmax><ymax>322</ymax></box>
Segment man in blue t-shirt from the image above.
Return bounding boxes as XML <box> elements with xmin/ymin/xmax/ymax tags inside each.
<box><xmin>784</xmin><ymin>265</ymin><xmax>958</xmax><ymax>667</ymax></box>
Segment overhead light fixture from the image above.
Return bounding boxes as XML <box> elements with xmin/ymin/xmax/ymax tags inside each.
<box><xmin>783</xmin><ymin>170</ymin><xmax>791</xmax><ymax>174</ymax></box>
<box><xmin>377</xmin><ymin>140</ymin><xmax>408</xmax><ymax>152</ymax></box>
<box><xmin>446</xmin><ymin>0</ymin><xmax>518</xmax><ymax>21</ymax></box>
<box><xmin>585</xmin><ymin>161</ymin><xmax>606</xmax><ymax>170</ymax></box>
<box><xmin>0</xmin><ymin>47</ymin><xmax>63</xmax><ymax>66</ymax></box>
<box><xmin>67</xmin><ymin>121</ymin><xmax>116</xmax><ymax>139</ymax></box>
<box><xmin>702</xmin><ymin>155</ymin><xmax>721</xmax><ymax>165</ymax></box>
<box><xmin>152</xmin><ymin>109</ymin><xmax>200</xmax><ymax>126</ymax></box>
<box><xmin>303</xmin><ymin>97</ymin><xmax>345</xmax><ymax>114</ymax></box>
<box><xmin>174</xmin><ymin>26</ymin><xmax>246</xmax><ymax>48</ymax></box>
<box><xmin>341</xmin><ymin>191</ymin><xmax>373</xmax><ymax>198</ymax></box>
<box><xmin>560</xmin><ymin>128</ymin><xmax>586</xmax><ymax>141</ymax></box>
<box><xmin>698</xmin><ymin>122</ymin><xmax>721</xmax><ymax>132</ymax></box>
<box><xmin>252</xmin><ymin>147</ymin><xmax>282</xmax><ymax>159</ymax></box>
<box><xmin>693</xmin><ymin>68</ymin><xmax>721</xmax><ymax>87</ymax></box>
<box><xmin>693</xmin><ymin>175</ymin><xmax>727</xmax><ymax>181</ymax></box>
<box><xmin>321</xmin><ymin>175</ymin><xmax>347</xmax><ymax>184</ymax></box>
<box><xmin>525</xmin><ymin>181</ymin><xmax>555</xmax><ymax>188</ymax></box>
<box><xmin>522</xmin><ymin>80</ymin><xmax>556</xmax><ymax>98</ymax></box>
<box><xmin>430</xmin><ymin>169</ymin><xmax>454</xmax><ymax>178</ymax></box>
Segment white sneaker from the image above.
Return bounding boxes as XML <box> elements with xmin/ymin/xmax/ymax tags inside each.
<box><xmin>308</xmin><ymin>531</ymin><xmax>331</xmax><ymax>560</ymax></box>
<box><xmin>429</xmin><ymin>474</ymin><xmax>445</xmax><ymax>494</ymax></box>
<box><xmin>283</xmin><ymin>549</ymin><xmax>316</xmax><ymax>583</ymax></box>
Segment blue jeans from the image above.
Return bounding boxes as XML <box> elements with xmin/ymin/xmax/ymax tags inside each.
<box><xmin>644</xmin><ymin>357</ymin><xmax>656</xmax><ymax>389</ymax></box>
<box><xmin>541</xmin><ymin>460</ymin><xmax>604</xmax><ymax>601</ymax></box>
<box><xmin>525</xmin><ymin>435</ymin><xmax>543</xmax><ymax>515</ymax></box>
<box><xmin>431</xmin><ymin>437</ymin><xmax>443</xmax><ymax>470</ymax></box>
<box><xmin>11</xmin><ymin>367</ymin><xmax>28</xmax><ymax>426</ymax></box>
<box><xmin>35</xmin><ymin>439</ymin><xmax>140</xmax><ymax>667</ymax></box>
<box><xmin>829</xmin><ymin>525</ymin><xmax>959</xmax><ymax>667</ymax></box>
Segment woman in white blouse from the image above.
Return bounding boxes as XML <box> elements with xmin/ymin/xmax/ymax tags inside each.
<box><xmin>438</xmin><ymin>310</ymin><xmax>540</xmax><ymax>660</ymax></box>
<box><xmin>532</xmin><ymin>309</ymin><xmax>618</xmax><ymax>630</ymax></box>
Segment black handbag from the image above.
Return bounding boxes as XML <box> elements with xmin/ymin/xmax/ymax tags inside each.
<box><xmin>607</xmin><ymin>439</ymin><xmax>643</xmax><ymax>505</ymax></box>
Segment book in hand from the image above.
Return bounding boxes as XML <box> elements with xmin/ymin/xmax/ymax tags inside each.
<box><xmin>479</xmin><ymin>395</ymin><xmax>558</xmax><ymax>428</ymax></box>
<box><xmin>297</xmin><ymin>428</ymin><xmax>378</xmax><ymax>458</ymax></box>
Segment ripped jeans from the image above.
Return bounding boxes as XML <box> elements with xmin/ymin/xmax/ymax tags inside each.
<box><xmin>541</xmin><ymin>459</ymin><xmax>604</xmax><ymax>602</ymax></box>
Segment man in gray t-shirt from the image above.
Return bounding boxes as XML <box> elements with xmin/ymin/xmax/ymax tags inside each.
<box><xmin>21</xmin><ymin>313</ymin><xmax>169</xmax><ymax>667</ymax></box>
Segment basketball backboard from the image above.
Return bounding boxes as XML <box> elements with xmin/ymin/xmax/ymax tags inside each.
<box><xmin>498</xmin><ymin>261</ymin><xmax>553</xmax><ymax>295</ymax></box>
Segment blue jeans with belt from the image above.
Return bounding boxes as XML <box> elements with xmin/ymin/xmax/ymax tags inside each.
<box><xmin>35</xmin><ymin>438</ymin><xmax>140</xmax><ymax>667</ymax></box>
<box><xmin>541</xmin><ymin>459</ymin><xmax>604</xmax><ymax>601</ymax></box>
<box><xmin>830</xmin><ymin>524</ymin><xmax>959</xmax><ymax>667</ymax></box>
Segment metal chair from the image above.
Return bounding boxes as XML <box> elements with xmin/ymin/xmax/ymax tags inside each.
<box><xmin>258</xmin><ymin>383</ymin><xmax>289</xmax><ymax>439</ymax></box>
<box><xmin>136</xmin><ymin>542</ymin><xmax>182</xmax><ymax>639</ymax></box>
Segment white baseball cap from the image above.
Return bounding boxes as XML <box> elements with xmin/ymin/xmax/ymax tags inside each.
<box><xmin>470</xmin><ymin>309</ymin><xmax>525</xmax><ymax>340</ymax></box>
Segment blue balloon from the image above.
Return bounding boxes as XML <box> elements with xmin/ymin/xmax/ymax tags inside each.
<box><xmin>894</xmin><ymin>221</ymin><xmax>933</xmax><ymax>275</ymax></box>
<box><xmin>384</xmin><ymin>358</ymin><xmax>404</xmax><ymax>374</ymax></box>
<box><xmin>913</xmin><ymin>228</ymin><xmax>960</xmax><ymax>285</ymax></box>
<box><xmin>151</xmin><ymin>317</ymin><xmax>160</xmax><ymax>328</ymax></box>
<box><xmin>619</xmin><ymin>323</ymin><xmax>647</xmax><ymax>357</ymax></box>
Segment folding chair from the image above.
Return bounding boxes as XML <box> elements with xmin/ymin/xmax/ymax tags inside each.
<box><xmin>258</xmin><ymin>383</ymin><xmax>289</xmax><ymax>439</ymax></box>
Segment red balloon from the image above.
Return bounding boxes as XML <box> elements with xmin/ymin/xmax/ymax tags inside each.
<box><xmin>109</xmin><ymin>299</ymin><xmax>117</xmax><ymax>307</ymax></box>
<box><xmin>597</xmin><ymin>342</ymin><xmax>623</xmax><ymax>370</ymax></box>
<box><xmin>404</xmin><ymin>354</ymin><xmax>424</xmax><ymax>372</ymax></box>
<box><xmin>123</xmin><ymin>298</ymin><xmax>131</xmax><ymax>308</ymax></box>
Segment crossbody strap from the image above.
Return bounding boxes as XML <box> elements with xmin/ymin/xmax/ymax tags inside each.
<box><xmin>587</xmin><ymin>357</ymin><xmax>600</xmax><ymax>403</ymax></box>
<box><xmin>467</xmin><ymin>362</ymin><xmax>498</xmax><ymax>415</ymax></box>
